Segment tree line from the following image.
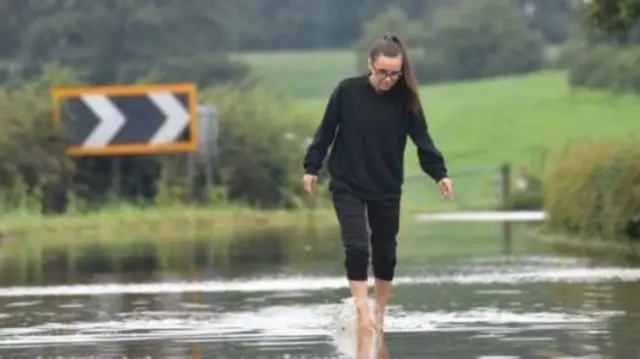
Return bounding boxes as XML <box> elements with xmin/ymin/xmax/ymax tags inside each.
<box><xmin>0</xmin><ymin>0</ymin><xmax>635</xmax><ymax>89</ymax></box>
<box><xmin>230</xmin><ymin>0</ymin><xmax>574</xmax><ymax>50</ymax></box>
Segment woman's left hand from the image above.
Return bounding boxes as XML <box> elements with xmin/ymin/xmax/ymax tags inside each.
<box><xmin>438</xmin><ymin>177</ymin><xmax>453</xmax><ymax>200</ymax></box>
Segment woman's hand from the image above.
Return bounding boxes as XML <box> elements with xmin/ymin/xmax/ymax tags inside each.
<box><xmin>302</xmin><ymin>174</ymin><xmax>318</xmax><ymax>197</ymax></box>
<box><xmin>438</xmin><ymin>177</ymin><xmax>453</xmax><ymax>200</ymax></box>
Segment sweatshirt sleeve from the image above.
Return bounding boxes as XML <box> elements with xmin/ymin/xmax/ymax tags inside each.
<box><xmin>303</xmin><ymin>85</ymin><xmax>341</xmax><ymax>175</ymax></box>
<box><xmin>407</xmin><ymin>105</ymin><xmax>448</xmax><ymax>182</ymax></box>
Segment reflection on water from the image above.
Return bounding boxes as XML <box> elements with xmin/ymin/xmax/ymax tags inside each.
<box><xmin>0</xmin><ymin>222</ymin><xmax>638</xmax><ymax>358</ymax></box>
<box><xmin>0</xmin><ymin>225</ymin><xmax>344</xmax><ymax>287</ymax></box>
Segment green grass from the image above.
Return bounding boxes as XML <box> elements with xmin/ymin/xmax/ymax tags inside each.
<box><xmin>233</xmin><ymin>50</ymin><xmax>357</xmax><ymax>99</ymax></box>
<box><xmin>0</xmin><ymin>206</ymin><xmax>337</xmax><ymax>244</ymax></box>
<box><xmin>238</xmin><ymin>50</ymin><xmax>640</xmax><ymax>210</ymax></box>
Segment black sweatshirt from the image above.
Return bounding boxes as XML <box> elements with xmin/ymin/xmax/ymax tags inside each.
<box><xmin>303</xmin><ymin>75</ymin><xmax>448</xmax><ymax>201</ymax></box>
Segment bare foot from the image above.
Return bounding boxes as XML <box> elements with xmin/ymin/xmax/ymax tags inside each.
<box><xmin>355</xmin><ymin>306</ymin><xmax>377</xmax><ymax>359</ymax></box>
<box><xmin>375</xmin><ymin>306</ymin><xmax>385</xmax><ymax>331</ymax></box>
<box><xmin>376</xmin><ymin>329</ymin><xmax>389</xmax><ymax>359</ymax></box>
<box><xmin>377</xmin><ymin>313</ymin><xmax>384</xmax><ymax>331</ymax></box>
<box><xmin>356</xmin><ymin>305</ymin><xmax>374</xmax><ymax>329</ymax></box>
<box><xmin>379</xmin><ymin>343</ymin><xmax>391</xmax><ymax>359</ymax></box>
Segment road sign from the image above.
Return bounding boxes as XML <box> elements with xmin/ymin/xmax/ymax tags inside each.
<box><xmin>52</xmin><ymin>83</ymin><xmax>198</xmax><ymax>156</ymax></box>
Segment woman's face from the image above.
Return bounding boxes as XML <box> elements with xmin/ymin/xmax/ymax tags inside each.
<box><xmin>368</xmin><ymin>54</ymin><xmax>403</xmax><ymax>92</ymax></box>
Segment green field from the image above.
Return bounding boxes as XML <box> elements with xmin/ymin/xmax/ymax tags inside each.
<box><xmin>233</xmin><ymin>50</ymin><xmax>357</xmax><ymax>99</ymax></box>
<box><xmin>235</xmin><ymin>50</ymin><xmax>640</xmax><ymax>211</ymax></box>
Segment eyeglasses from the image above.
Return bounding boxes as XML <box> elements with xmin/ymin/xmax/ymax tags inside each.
<box><xmin>372</xmin><ymin>67</ymin><xmax>402</xmax><ymax>80</ymax></box>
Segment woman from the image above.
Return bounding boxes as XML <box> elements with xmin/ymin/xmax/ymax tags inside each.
<box><xmin>302</xmin><ymin>34</ymin><xmax>453</xmax><ymax>330</ymax></box>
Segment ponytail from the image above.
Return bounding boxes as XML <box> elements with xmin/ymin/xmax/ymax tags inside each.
<box><xmin>387</xmin><ymin>35</ymin><xmax>422</xmax><ymax>113</ymax></box>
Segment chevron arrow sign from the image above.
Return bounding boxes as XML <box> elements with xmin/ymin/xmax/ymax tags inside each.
<box><xmin>52</xmin><ymin>83</ymin><xmax>198</xmax><ymax>156</ymax></box>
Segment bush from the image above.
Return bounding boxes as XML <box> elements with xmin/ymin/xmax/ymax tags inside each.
<box><xmin>543</xmin><ymin>142</ymin><xmax>640</xmax><ymax>242</ymax></box>
<box><xmin>199</xmin><ymin>81</ymin><xmax>317</xmax><ymax>209</ymax></box>
<box><xmin>508</xmin><ymin>175</ymin><xmax>543</xmax><ymax>210</ymax></box>
<box><xmin>566</xmin><ymin>41</ymin><xmax>640</xmax><ymax>93</ymax></box>
<box><xmin>509</xmin><ymin>189</ymin><xmax>543</xmax><ymax>210</ymax></box>
<box><xmin>0</xmin><ymin>63</ymin><xmax>79</xmax><ymax>214</ymax></box>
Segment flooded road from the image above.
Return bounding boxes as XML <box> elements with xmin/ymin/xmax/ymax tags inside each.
<box><xmin>0</xmin><ymin>222</ymin><xmax>638</xmax><ymax>358</ymax></box>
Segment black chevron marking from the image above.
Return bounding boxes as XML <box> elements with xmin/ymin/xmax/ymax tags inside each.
<box><xmin>61</xmin><ymin>97</ymin><xmax>100</xmax><ymax>147</ymax></box>
<box><xmin>108</xmin><ymin>95</ymin><xmax>165</xmax><ymax>145</ymax></box>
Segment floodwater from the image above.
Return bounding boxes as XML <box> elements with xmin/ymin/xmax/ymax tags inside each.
<box><xmin>0</xmin><ymin>222</ymin><xmax>639</xmax><ymax>358</ymax></box>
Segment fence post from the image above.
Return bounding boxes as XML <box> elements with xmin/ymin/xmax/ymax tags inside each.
<box><xmin>500</xmin><ymin>164</ymin><xmax>512</xmax><ymax>254</ymax></box>
<box><xmin>500</xmin><ymin>164</ymin><xmax>511</xmax><ymax>209</ymax></box>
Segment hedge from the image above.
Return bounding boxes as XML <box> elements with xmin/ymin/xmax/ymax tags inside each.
<box><xmin>566</xmin><ymin>42</ymin><xmax>640</xmax><ymax>94</ymax></box>
<box><xmin>543</xmin><ymin>142</ymin><xmax>640</xmax><ymax>242</ymax></box>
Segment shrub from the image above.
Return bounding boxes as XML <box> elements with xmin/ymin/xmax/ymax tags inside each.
<box><xmin>566</xmin><ymin>41</ymin><xmax>640</xmax><ymax>93</ymax></box>
<box><xmin>0</xmin><ymin>63</ymin><xmax>79</xmax><ymax>214</ymax></box>
<box><xmin>543</xmin><ymin>142</ymin><xmax>640</xmax><ymax>242</ymax></box>
<box><xmin>199</xmin><ymin>80</ymin><xmax>317</xmax><ymax>209</ymax></box>
<box><xmin>508</xmin><ymin>175</ymin><xmax>543</xmax><ymax>210</ymax></box>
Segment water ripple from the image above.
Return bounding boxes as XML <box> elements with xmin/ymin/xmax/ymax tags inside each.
<box><xmin>0</xmin><ymin>304</ymin><xmax>621</xmax><ymax>348</ymax></box>
<box><xmin>0</xmin><ymin>267</ymin><xmax>638</xmax><ymax>297</ymax></box>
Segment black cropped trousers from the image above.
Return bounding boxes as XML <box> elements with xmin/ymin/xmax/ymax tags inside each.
<box><xmin>331</xmin><ymin>189</ymin><xmax>400</xmax><ymax>282</ymax></box>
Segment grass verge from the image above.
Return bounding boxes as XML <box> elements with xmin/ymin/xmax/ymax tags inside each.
<box><xmin>0</xmin><ymin>206</ymin><xmax>337</xmax><ymax>244</ymax></box>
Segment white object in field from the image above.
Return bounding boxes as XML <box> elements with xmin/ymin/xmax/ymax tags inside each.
<box><xmin>331</xmin><ymin>297</ymin><xmax>380</xmax><ymax>359</ymax></box>
<box><xmin>414</xmin><ymin>210</ymin><xmax>546</xmax><ymax>222</ymax></box>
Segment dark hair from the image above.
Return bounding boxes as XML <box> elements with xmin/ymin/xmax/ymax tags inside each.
<box><xmin>369</xmin><ymin>34</ymin><xmax>421</xmax><ymax>113</ymax></box>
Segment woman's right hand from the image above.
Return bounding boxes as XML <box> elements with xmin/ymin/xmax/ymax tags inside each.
<box><xmin>302</xmin><ymin>174</ymin><xmax>318</xmax><ymax>197</ymax></box>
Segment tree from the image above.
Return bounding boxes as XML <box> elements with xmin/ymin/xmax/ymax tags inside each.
<box><xmin>420</xmin><ymin>0</ymin><xmax>545</xmax><ymax>82</ymax></box>
<box><xmin>582</xmin><ymin>0</ymin><xmax>640</xmax><ymax>32</ymax></box>
<box><xmin>516</xmin><ymin>0</ymin><xmax>576</xmax><ymax>44</ymax></box>
<box><xmin>4</xmin><ymin>0</ymin><xmax>248</xmax><ymax>86</ymax></box>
